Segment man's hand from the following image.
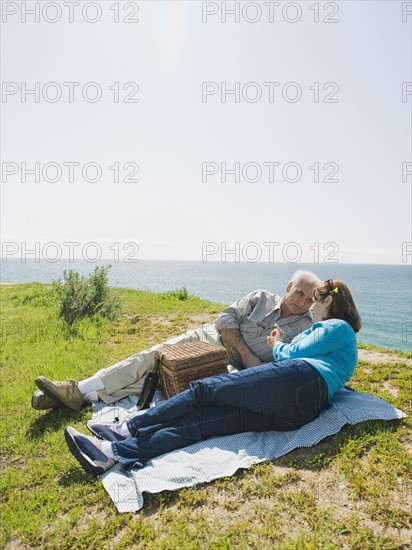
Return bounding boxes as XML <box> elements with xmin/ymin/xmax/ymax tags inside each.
<box><xmin>267</xmin><ymin>326</ymin><xmax>284</xmax><ymax>349</ymax></box>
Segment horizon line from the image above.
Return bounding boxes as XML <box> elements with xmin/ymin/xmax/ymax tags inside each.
<box><xmin>0</xmin><ymin>257</ymin><xmax>411</xmax><ymax>267</ymax></box>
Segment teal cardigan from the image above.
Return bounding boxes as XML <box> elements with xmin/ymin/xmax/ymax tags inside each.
<box><xmin>273</xmin><ymin>319</ymin><xmax>358</xmax><ymax>401</ymax></box>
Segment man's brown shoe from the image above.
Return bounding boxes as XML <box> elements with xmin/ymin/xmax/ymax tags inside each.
<box><xmin>35</xmin><ymin>376</ymin><xmax>84</xmax><ymax>411</ymax></box>
<box><xmin>31</xmin><ymin>389</ymin><xmax>60</xmax><ymax>410</ymax></box>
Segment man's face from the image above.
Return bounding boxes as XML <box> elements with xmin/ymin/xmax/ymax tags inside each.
<box><xmin>282</xmin><ymin>280</ymin><xmax>315</xmax><ymax>316</ymax></box>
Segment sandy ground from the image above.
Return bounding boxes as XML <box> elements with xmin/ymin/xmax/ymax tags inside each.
<box><xmin>358</xmin><ymin>348</ymin><xmax>410</xmax><ymax>364</ymax></box>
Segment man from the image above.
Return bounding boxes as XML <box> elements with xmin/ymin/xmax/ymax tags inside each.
<box><xmin>32</xmin><ymin>269</ymin><xmax>319</xmax><ymax>410</ymax></box>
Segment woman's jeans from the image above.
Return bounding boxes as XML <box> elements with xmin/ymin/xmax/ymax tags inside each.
<box><xmin>111</xmin><ymin>360</ymin><xmax>328</xmax><ymax>470</ymax></box>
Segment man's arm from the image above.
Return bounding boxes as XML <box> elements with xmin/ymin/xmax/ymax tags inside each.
<box><xmin>215</xmin><ymin>291</ymin><xmax>257</xmax><ymax>331</ymax></box>
<box><xmin>216</xmin><ymin>290</ymin><xmax>274</xmax><ymax>368</ymax></box>
<box><xmin>219</xmin><ymin>328</ymin><xmax>264</xmax><ymax>369</ymax></box>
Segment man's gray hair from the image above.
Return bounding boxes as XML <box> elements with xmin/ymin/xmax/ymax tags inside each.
<box><xmin>290</xmin><ymin>270</ymin><xmax>321</xmax><ymax>287</ymax></box>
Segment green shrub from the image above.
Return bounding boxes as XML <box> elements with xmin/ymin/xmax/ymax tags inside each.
<box><xmin>170</xmin><ymin>286</ymin><xmax>191</xmax><ymax>301</ymax></box>
<box><xmin>52</xmin><ymin>266</ymin><xmax>123</xmax><ymax>325</ymax></box>
<box><xmin>87</xmin><ymin>264</ymin><xmax>123</xmax><ymax>320</ymax></box>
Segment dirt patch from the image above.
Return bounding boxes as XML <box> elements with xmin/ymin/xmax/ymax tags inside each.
<box><xmin>382</xmin><ymin>380</ymin><xmax>400</xmax><ymax>398</ymax></box>
<box><xmin>358</xmin><ymin>349</ymin><xmax>410</xmax><ymax>365</ymax></box>
<box><xmin>149</xmin><ymin>316</ymin><xmax>174</xmax><ymax>327</ymax></box>
<box><xmin>148</xmin><ymin>314</ymin><xmax>216</xmax><ymax>332</ymax></box>
<box><xmin>5</xmin><ymin>541</ymin><xmax>33</xmax><ymax>550</ymax></box>
<box><xmin>186</xmin><ymin>314</ymin><xmax>217</xmax><ymax>330</ymax></box>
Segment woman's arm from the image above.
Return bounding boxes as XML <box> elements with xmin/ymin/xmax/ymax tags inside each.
<box><xmin>273</xmin><ymin>321</ymin><xmax>352</xmax><ymax>361</ymax></box>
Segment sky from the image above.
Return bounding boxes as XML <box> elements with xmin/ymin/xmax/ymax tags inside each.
<box><xmin>1</xmin><ymin>0</ymin><xmax>411</xmax><ymax>265</ymax></box>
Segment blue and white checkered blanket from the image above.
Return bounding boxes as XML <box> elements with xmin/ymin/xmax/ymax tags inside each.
<box><xmin>93</xmin><ymin>389</ymin><xmax>405</xmax><ymax>512</ymax></box>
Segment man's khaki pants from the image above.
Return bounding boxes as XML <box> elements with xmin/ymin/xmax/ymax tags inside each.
<box><xmin>96</xmin><ymin>323</ymin><xmax>224</xmax><ymax>404</ymax></box>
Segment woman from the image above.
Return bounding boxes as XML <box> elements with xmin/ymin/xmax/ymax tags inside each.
<box><xmin>65</xmin><ymin>279</ymin><xmax>361</xmax><ymax>476</ymax></box>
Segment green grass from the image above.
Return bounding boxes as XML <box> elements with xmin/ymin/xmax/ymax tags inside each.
<box><xmin>1</xmin><ymin>282</ymin><xmax>411</xmax><ymax>549</ymax></box>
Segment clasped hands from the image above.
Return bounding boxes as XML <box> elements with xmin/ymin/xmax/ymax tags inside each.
<box><xmin>266</xmin><ymin>325</ymin><xmax>284</xmax><ymax>348</ymax></box>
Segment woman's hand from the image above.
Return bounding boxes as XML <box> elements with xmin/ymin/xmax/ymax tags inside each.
<box><xmin>266</xmin><ymin>326</ymin><xmax>284</xmax><ymax>348</ymax></box>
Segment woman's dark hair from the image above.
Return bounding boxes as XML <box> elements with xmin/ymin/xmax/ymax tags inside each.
<box><xmin>314</xmin><ymin>279</ymin><xmax>362</xmax><ymax>333</ymax></box>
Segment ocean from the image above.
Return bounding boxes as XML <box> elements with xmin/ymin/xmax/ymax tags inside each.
<box><xmin>1</xmin><ymin>259</ymin><xmax>411</xmax><ymax>353</ymax></box>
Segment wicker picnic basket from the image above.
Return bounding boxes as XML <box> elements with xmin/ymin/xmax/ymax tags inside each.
<box><xmin>156</xmin><ymin>341</ymin><xmax>228</xmax><ymax>398</ymax></box>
